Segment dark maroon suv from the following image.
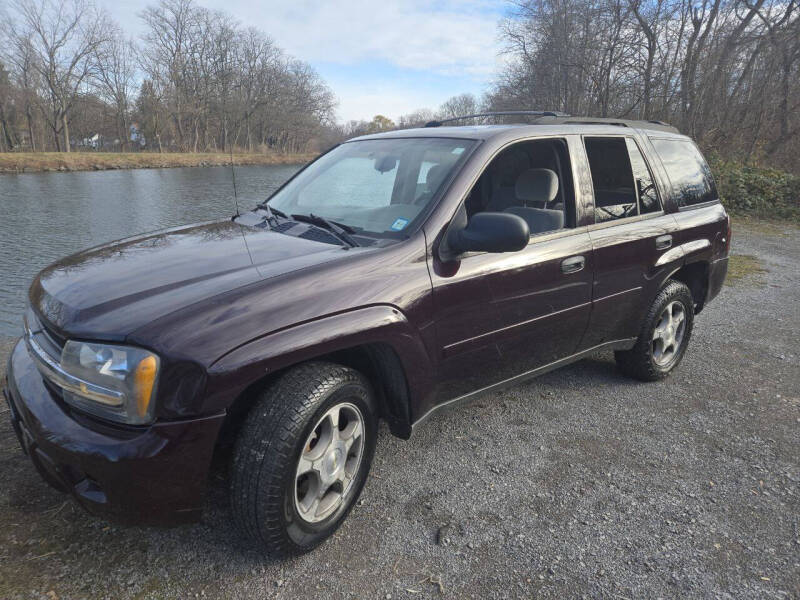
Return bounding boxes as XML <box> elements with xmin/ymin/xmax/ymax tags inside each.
<box><xmin>3</xmin><ymin>113</ymin><xmax>729</xmax><ymax>557</ymax></box>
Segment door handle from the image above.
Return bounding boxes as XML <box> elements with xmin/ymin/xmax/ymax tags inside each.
<box><xmin>561</xmin><ymin>255</ymin><xmax>585</xmax><ymax>274</ymax></box>
<box><xmin>655</xmin><ymin>235</ymin><xmax>672</xmax><ymax>250</ymax></box>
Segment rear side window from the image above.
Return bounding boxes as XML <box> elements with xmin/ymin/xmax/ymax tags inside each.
<box><xmin>626</xmin><ymin>139</ymin><xmax>660</xmax><ymax>215</ymax></box>
<box><xmin>583</xmin><ymin>137</ymin><xmax>661</xmax><ymax>223</ymax></box>
<box><xmin>651</xmin><ymin>138</ymin><xmax>718</xmax><ymax>207</ymax></box>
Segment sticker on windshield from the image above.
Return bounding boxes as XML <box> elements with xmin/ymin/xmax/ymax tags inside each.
<box><xmin>390</xmin><ymin>218</ymin><xmax>409</xmax><ymax>231</ymax></box>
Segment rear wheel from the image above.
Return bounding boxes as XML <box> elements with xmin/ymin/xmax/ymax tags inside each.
<box><xmin>615</xmin><ymin>280</ymin><xmax>694</xmax><ymax>381</ymax></box>
<box><xmin>230</xmin><ymin>362</ymin><xmax>377</xmax><ymax>557</ymax></box>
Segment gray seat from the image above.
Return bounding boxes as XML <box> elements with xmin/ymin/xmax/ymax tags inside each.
<box><xmin>486</xmin><ymin>186</ymin><xmax>517</xmax><ymax>211</ymax></box>
<box><xmin>503</xmin><ymin>168</ymin><xmax>564</xmax><ymax>234</ymax></box>
<box><xmin>504</xmin><ymin>206</ymin><xmax>564</xmax><ymax>234</ymax></box>
<box><xmin>414</xmin><ymin>164</ymin><xmax>448</xmax><ymax>205</ymax></box>
<box><xmin>425</xmin><ymin>164</ymin><xmax>447</xmax><ymax>192</ymax></box>
<box><xmin>515</xmin><ymin>168</ymin><xmax>559</xmax><ymax>205</ymax></box>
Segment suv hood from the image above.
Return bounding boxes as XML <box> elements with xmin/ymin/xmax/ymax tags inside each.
<box><xmin>29</xmin><ymin>220</ymin><xmax>352</xmax><ymax>341</ymax></box>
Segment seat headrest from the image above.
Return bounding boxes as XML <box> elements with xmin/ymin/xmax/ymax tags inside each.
<box><xmin>515</xmin><ymin>168</ymin><xmax>559</xmax><ymax>204</ymax></box>
<box><xmin>425</xmin><ymin>164</ymin><xmax>447</xmax><ymax>190</ymax></box>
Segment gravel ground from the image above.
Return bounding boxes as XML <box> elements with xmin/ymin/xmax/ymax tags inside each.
<box><xmin>1</xmin><ymin>221</ymin><xmax>798</xmax><ymax>600</ymax></box>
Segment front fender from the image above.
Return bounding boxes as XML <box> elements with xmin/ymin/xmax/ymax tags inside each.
<box><xmin>200</xmin><ymin>305</ymin><xmax>434</xmax><ymax>415</ymax></box>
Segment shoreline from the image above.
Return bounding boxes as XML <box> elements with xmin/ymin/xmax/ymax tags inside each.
<box><xmin>0</xmin><ymin>151</ymin><xmax>314</xmax><ymax>174</ymax></box>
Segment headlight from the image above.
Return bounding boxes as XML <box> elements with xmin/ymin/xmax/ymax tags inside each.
<box><xmin>60</xmin><ymin>341</ymin><xmax>160</xmax><ymax>425</ymax></box>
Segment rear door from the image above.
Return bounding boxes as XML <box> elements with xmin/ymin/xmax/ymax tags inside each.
<box><xmin>577</xmin><ymin>135</ymin><xmax>680</xmax><ymax>349</ymax></box>
<box><xmin>648</xmin><ymin>137</ymin><xmax>730</xmax><ymax>305</ymax></box>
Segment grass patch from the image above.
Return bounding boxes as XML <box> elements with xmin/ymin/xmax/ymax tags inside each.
<box><xmin>730</xmin><ymin>214</ymin><xmax>796</xmax><ymax>237</ymax></box>
<box><xmin>726</xmin><ymin>254</ymin><xmax>768</xmax><ymax>287</ymax></box>
<box><xmin>0</xmin><ymin>151</ymin><xmax>315</xmax><ymax>174</ymax></box>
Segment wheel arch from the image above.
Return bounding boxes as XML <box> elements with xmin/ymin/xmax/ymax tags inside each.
<box><xmin>208</xmin><ymin>305</ymin><xmax>431</xmax><ymax>443</ymax></box>
<box><xmin>668</xmin><ymin>261</ymin><xmax>710</xmax><ymax>313</ymax></box>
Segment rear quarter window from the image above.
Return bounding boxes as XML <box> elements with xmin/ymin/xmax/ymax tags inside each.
<box><xmin>651</xmin><ymin>138</ymin><xmax>718</xmax><ymax>208</ymax></box>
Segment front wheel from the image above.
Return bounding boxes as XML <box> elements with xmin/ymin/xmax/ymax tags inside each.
<box><xmin>230</xmin><ymin>362</ymin><xmax>377</xmax><ymax>557</ymax></box>
<box><xmin>615</xmin><ymin>280</ymin><xmax>694</xmax><ymax>381</ymax></box>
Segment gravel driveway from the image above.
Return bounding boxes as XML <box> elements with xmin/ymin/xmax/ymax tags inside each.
<box><xmin>1</xmin><ymin>221</ymin><xmax>798</xmax><ymax>600</ymax></box>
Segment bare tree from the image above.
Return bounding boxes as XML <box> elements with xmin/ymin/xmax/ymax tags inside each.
<box><xmin>490</xmin><ymin>0</ymin><xmax>800</xmax><ymax>170</ymax></box>
<box><xmin>137</xmin><ymin>0</ymin><xmax>334</xmax><ymax>154</ymax></box>
<box><xmin>438</xmin><ymin>93</ymin><xmax>480</xmax><ymax>119</ymax></box>
<box><xmin>397</xmin><ymin>108</ymin><xmax>437</xmax><ymax>128</ymax></box>
<box><xmin>751</xmin><ymin>0</ymin><xmax>800</xmax><ymax>157</ymax></box>
<box><xmin>5</xmin><ymin>0</ymin><xmax>110</xmax><ymax>152</ymax></box>
<box><xmin>235</xmin><ymin>28</ymin><xmax>282</xmax><ymax>151</ymax></box>
<box><xmin>93</xmin><ymin>26</ymin><xmax>138</xmax><ymax>150</ymax></box>
<box><xmin>0</xmin><ymin>61</ymin><xmax>16</xmax><ymax>151</ymax></box>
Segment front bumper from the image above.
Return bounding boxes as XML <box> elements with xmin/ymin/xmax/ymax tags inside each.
<box><xmin>3</xmin><ymin>338</ymin><xmax>225</xmax><ymax>525</ymax></box>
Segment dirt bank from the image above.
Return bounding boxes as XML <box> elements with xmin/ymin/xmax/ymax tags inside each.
<box><xmin>0</xmin><ymin>152</ymin><xmax>314</xmax><ymax>174</ymax></box>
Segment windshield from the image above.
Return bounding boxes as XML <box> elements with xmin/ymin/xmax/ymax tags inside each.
<box><xmin>266</xmin><ymin>138</ymin><xmax>476</xmax><ymax>237</ymax></box>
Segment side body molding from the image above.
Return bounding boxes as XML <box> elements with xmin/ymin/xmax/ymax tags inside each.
<box><xmin>654</xmin><ymin>239</ymin><xmax>711</xmax><ymax>267</ymax></box>
<box><xmin>202</xmin><ymin>305</ymin><xmax>435</xmax><ymax>418</ymax></box>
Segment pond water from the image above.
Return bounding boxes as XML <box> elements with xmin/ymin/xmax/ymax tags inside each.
<box><xmin>0</xmin><ymin>164</ymin><xmax>302</xmax><ymax>336</ymax></box>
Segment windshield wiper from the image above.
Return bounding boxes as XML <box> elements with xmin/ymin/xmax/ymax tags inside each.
<box><xmin>291</xmin><ymin>213</ymin><xmax>359</xmax><ymax>247</ymax></box>
<box><xmin>267</xmin><ymin>206</ymin><xmax>288</xmax><ymax>219</ymax></box>
<box><xmin>254</xmin><ymin>202</ymin><xmax>287</xmax><ymax>228</ymax></box>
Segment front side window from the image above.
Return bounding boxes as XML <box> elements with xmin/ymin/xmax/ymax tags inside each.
<box><xmin>584</xmin><ymin>136</ymin><xmax>661</xmax><ymax>223</ymax></box>
<box><xmin>268</xmin><ymin>138</ymin><xmax>475</xmax><ymax>237</ymax></box>
<box><xmin>650</xmin><ymin>138</ymin><xmax>718</xmax><ymax>207</ymax></box>
<box><xmin>463</xmin><ymin>137</ymin><xmax>576</xmax><ymax>236</ymax></box>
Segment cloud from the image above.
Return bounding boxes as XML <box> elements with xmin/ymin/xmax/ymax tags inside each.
<box><xmin>101</xmin><ymin>0</ymin><xmax>509</xmax><ymax>121</ymax></box>
<box><xmin>328</xmin><ymin>79</ymin><xmax>460</xmax><ymax>122</ymax></box>
<box><xmin>208</xmin><ymin>0</ymin><xmax>505</xmax><ymax>79</ymax></box>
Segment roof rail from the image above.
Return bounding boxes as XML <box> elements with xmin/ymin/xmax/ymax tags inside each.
<box><xmin>534</xmin><ymin>115</ymin><xmax>679</xmax><ymax>133</ymax></box>
<box><xmin>424</xmin><ymin>110</ymin><xmax>570</xmax><ymax>128</ymax></box>
<box><xmin>562</xmin><ymin>120</ymin><xmax>630</xmax><ymax>127</ymax></box>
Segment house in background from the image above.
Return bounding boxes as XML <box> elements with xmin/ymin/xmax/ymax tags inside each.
<box><xmin>130</xmin><ymin>123</ymin><xmax>146</xmax><ymax>148</ymax></box>
<box><xmin>77</xmin><ymin>133</ymin><xmax>102</xmax><ymax>149</ymax></box>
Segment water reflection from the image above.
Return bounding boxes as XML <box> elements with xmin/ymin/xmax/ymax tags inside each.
<box><xmin>0</xmin><ymin>164</ymin><xmax>301</xmax><ymax>335</ymax></box>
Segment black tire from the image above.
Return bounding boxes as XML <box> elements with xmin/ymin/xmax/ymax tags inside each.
<box><xmin>230</xmin><ymin>362</ymin><xmax>377</xmax><ymax>557</ymax></box>
<box><xmin>615</xmin><ymin>280</ymin><xmax>694</xmax><ymax>381</ymax></box>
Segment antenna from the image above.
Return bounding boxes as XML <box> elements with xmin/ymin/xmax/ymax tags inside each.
<box><xmin>229</xmin><ymin>141</ymin><xmax>240</xmax><ymax>217</ymax></box>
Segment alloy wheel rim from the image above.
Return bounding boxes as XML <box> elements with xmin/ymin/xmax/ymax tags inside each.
<box><xmin>652</xmin><ymin>300</ymin><xmax>686</xmax><ymax>367</ymax></box>
<box><xmin>294</xmin><ymin>402</ymin><xmax>365</xmax><ymax>524</ymax></box>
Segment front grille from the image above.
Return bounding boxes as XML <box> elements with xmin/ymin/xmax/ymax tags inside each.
<box><xmin>25</xmin><ymin>310</ymin><xmax>63</xmax><ymax>360</ymax></box>
<box><xmin>40</xmin><ymin>319</ymin><xmax>66</xmax><ymax>350</ymax></box>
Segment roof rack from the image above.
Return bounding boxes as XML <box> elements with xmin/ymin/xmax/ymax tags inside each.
<box><xmin>423</xmin><ymin>111</ymin><xmax>678</xmax><ymax>133</ymax></box>
<box><xmin>424</xmin><ymin>110</ymin><xmax>571</xmax><ymax>128</ymax></box>
<box><xmin>532</xmin><ymin>115</ymin><xmax>679</xmax><ymax>133</ymax></box>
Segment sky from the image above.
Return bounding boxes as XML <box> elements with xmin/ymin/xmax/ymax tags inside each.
<box><xmin>104</xmin><ymin>0</ymin><xmax>510</xmax><ymax>123</ymax></box>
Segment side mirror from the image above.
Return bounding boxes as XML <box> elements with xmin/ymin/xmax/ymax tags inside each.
<box><xmin>441</xmin><ymin>212</ymin><xmax>530</xmax><ymax>261</ymax></box>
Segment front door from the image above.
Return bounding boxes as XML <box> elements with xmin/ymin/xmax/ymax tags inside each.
<box><xmin>428</xmin><ymin>250</ymin><xmax>504</xmax><ymax>402</ymax></box>
<box><xmin>429</xmin><ymin>136</ymin><xmax>593</xmax><ymax>403</ymax></box>
<box><xmin>486</xmin><ymin>230</ymin><xmax>594</xmax><ymax>381</ymax></box>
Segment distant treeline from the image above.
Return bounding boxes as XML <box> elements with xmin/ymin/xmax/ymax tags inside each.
<box><xmin>1</xmin><ymin>0</ymin><xmax>798</xmax><ymax>175</ymax></box>
<box><xmin>489</xmin><ymin>0</ymin><xmax>800</xmax><ymax>173</ymax></box>
<box><xmin>352</xmin><ymin>0</ymin><xmax>798</xmax><ymax>174</ymax></box>
<box><xmin>0</xmin><ymin>0</ymin><xmax>335</xmax><ymax>155</ymax></box>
